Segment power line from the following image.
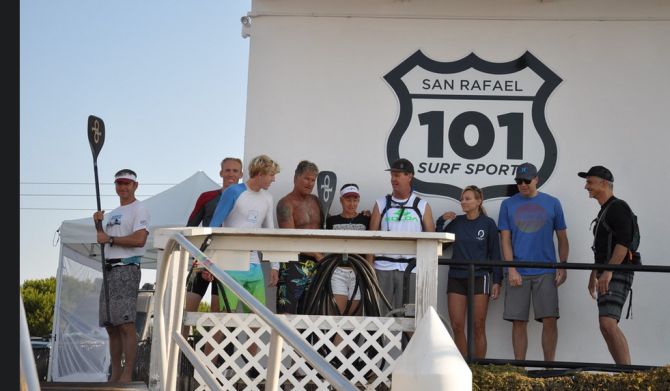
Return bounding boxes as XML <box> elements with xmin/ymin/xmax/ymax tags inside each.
<box><xmin>21</xmin><ymin>181</ymin><xmax>176</xmax><ymax>185</ymax></box>
<box><xmin>21</xmin><ymin>207</ymin><xmax>103</xmax><ymax>211</ymax></box>
<box><xmin>21</xmin><ymin>193</ymin><xmax>155</xmax><ymax>197</ymax></box>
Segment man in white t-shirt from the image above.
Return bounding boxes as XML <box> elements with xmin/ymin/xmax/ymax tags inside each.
<box><xmin>93</xmin><ymin>169</ymin><xmax>150</xmax><ymax>383</ymax></box>
<box><xmin>369</xmin><ymin>158</ymin><xmax>435</xmax><ymax>312</ymax></box>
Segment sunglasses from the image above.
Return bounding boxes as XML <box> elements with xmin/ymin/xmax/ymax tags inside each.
<box><xmin>515</xmin><ymin>178</ymin><xmax>532</xmax><ymax>185</ymax></box>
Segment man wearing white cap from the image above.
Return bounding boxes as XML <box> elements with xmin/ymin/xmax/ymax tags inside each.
<box><xmin>92</xmin><ymin>168</ymin><xmax>150</xmax><ymax>383</ymax></box>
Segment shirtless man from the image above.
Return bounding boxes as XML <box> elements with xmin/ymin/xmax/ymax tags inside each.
<box><xmin>272</xmin><ymin>160</ymin><xmax>324</xmax><ymax>314</ymax></box>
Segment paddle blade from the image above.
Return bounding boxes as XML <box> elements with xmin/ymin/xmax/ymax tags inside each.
<box><xmin>87</xmin><ymin>115</ymin><xmax>105</xmax><ymax>161</ymax></box>
<box><xmin>316</xmin><ymin>171</ymin><xmax>337</xmax><ymax>219</ymax></box>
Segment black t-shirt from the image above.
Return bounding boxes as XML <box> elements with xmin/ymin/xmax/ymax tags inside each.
<box><xmin>592</xmin><ymin>196</ymin><xmax>634</xmax><ymax>264</ymax></box>
<box><xmin>326</xmin><ymin>213</ymin><xmax>370</xmax><ymax>231</ymax></box>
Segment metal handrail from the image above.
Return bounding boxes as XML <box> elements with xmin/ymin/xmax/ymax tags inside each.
<box><xmin>438</xmin><ymin>257</ymin><xmax>669</xmax><ymax>372</ymax></box>
<box><xmin>171</xmin><ymin>233</ymin><xmax>356</xmax><ymax>391</ymax></box>
<box><xmin>20</xmin><ymin>294</ymin><xmax>42</xmax><ymax>391</ymax></box>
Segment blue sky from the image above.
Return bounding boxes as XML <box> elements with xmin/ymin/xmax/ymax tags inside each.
<box><xmin>20</xmin><ymin>1</ymin><xmax>251</xmax><ymax>283</ymax></box>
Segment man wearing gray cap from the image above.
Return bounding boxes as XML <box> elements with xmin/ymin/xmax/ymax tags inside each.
<box><xmin>498</xmin><ymin>162</ymin><xmax>569</xmax><ymax>362</ymax></box>
<box><xmin>579</xmin><ymin>165</ymin><xmax>637</xmax><ymax>365</ymax></box>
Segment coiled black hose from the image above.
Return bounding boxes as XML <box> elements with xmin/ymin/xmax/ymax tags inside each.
<box><xmin>300</xmin><ymin>253</ymin><xmax>392</xmax><ymax>317</ymax></box>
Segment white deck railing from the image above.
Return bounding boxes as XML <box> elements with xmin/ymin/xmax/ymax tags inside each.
<box><xmin>148</xmin><ymin>227</ymin><xmax>452</xmax><ymax>390</ymax></box>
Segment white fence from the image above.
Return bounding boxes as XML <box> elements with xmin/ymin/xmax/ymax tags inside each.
<box><xmin>148</xmin><ymin>227</ymin><xmax>452</xmax><ymax>390</ymax></box>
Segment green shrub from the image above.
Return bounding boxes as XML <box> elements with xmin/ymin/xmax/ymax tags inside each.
<box><xmin>471</xmin><ymin>364</ymin><xmax>670</xmax><ymax>391</ymax></box>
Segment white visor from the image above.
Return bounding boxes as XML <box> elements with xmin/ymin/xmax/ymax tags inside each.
<box><xmin>340</xmin><ymin>185</ymin><xmax>359</xmax><ymax>197</ymax></box>
<box><xmin>114</xmin><ymin>173</ymin><xmax>137</xmax><ymax>183</ymax></box>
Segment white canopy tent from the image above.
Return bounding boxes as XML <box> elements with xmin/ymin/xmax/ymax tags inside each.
<box><xmin>48</xmin><ymin>171</ymin><xmax>219</xmax><ymax>382</ymax></box>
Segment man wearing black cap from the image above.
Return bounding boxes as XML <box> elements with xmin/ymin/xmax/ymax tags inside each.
<box><xmin>498</xmin><ymin>162</ymin><xmax>569</xmax><ymax>362</ymax></box>
<box><xmin>579</xmin><ymin>165</ymin><xmax>636</xmax><ymax>364</ymax></box>
<box><xmin>369</xmin><ymin>158</ymin><xmax>435</xmax><ymax>312</ymax></box>
<box><xmin>92</xmin><ymin>169</ymin><xmax>150</xmax><ymax>383</ymax></box>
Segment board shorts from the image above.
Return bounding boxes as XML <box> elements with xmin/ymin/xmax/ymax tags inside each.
<box><xmin>276</xmin><ymin>254</ymin><xmax>318</xmax><ymax>314</ymax></box>
<box><xmin>597</xmin><ymin>271</ymin><xmax>634</xmax><ymax>322</ymax></box>
<box><xmin>217</xmin><ymin>263</ymin><xmax>266</xmax><ymax>313</ymax></box>
<box><xmin>99</xmin><ymin>263</ymin><xmax>141</xmax><ymax>327</ymax></box>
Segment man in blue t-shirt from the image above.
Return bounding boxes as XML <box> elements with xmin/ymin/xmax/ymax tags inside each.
<box><xmin>498</xmin><ymin>162</ymin><xmax>569</xmax><ymax>362</ymax></box>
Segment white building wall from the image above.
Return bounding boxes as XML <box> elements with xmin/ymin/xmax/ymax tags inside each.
<box><xmin>243</xmin><ymin>0</ymin><xmax>670</xmax><ymax>366</ymax></box>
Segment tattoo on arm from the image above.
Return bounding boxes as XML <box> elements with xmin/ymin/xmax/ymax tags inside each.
<box><xmin>276</xmin><ymin>203</ymin><xmax>293</xmax><ymax>227</ymax></box>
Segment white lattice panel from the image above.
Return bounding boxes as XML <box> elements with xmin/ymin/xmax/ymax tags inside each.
<box><xmin>187</xmin><ymin>313</ymin><xmax>414</xmax><ymax>390</ymax></box>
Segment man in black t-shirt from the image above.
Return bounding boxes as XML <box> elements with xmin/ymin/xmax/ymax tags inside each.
<box><xmin>579</xmin><ymin>165</ymin><xmax>635</xmax><ymax>365</ymax></box>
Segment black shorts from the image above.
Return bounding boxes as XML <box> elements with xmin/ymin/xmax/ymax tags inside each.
<box><xmin>597</xmin><ymin>271</ymin><xmax>633</xmax><ymax>322</ymax></box>
<box><xmin>188</xmin><ymin>270</ymin><xmax>219</xmax><ymax>297</ymax></box>
<box><xmin>446</xmin><ymin>275</ymin><xmax>491</xmax><ymax>296</ymax></box>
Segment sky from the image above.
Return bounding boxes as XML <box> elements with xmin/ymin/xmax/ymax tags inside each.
<box><xmin>20</xmin><ymin>1</ymin><xmax>252</xmax><ymax>284</ymax></box>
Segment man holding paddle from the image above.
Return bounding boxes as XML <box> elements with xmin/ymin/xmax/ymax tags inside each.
<box><xmin>93</xmin><ymin>169</ymin><xmax>150</xmax><ymax>383</ymax></box>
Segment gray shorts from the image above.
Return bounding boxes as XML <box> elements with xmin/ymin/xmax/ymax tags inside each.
<box><xmin>503</xmin><ymin>273</ymin><xmax>559</xmax><ymax>322</ymax></box>
<box><xmin>99</xmin><ymin>264</ymin><xmax>141</xmax><ymax>327</ymax></box>
<box><xmin>375</xmin><ymin>269</ymin><xmax>416</xmax><ymax>312</ymax></box>
<box><xmin>597</xmin><ymin>271</ymin><xmax>633</xmax><ymax>322</ymax></box>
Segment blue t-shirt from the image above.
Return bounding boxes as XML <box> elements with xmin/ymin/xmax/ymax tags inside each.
<box><xmin>498</xmin><ymin>192</ymin><xmax>567</xmax><ymax>275</ymax></box>
<box><xmin>437</xmin><ymin>214</ymin><xmax>503</xmax><ymax>284</ymax></box>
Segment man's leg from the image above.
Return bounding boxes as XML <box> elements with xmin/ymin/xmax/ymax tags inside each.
<box><xmin>183</xmin><ymin>271</ymin><xmax>210</xmax><ymax>338</ymax></box>
<box><xmin>541</xmin><ymin>317</ymin><xmax>558</xmax><ymax>361</ymax></box>
<box><xmin>504</xmin><ymin>276</ymin><xmax>531</xmax><ymax>361</ymax></box>
<box><xmin>106</xmin><ymin>326</ymin><xmax>122</xmax><ymax>382</ymax></box>
<box><xmin>533</xmin><ymin>273</ymin><xmax>560</xmax><ymax>362</ymax></box>
<box><xmin>512</xmin><ymin>320</ymin><xmax>528</xmax><ymax>360</ymax></box>
<box><xmin>182</xmin><ymin>292</ymin><xmax>203</xmax><ymax>338</ymax></box>
<box><xmin>119</xmin><ymin>322</ymin><xmax>138</xmax><ymax>383</ymax></box>
<box><xmin>599</xmin><ymin>316</ymin><xmax>631</xmax><ymax>364</ymax></box>
<box><xmin>596</xmin><ymin>271</ymin><xmax>633</xmax><ymax>365</ymax></box>
<box><xmin>203</xmin><ymin>281</ymin><xmax>235</xmax><ymax>365</ymax></box>
<box><xmin>375</xmin><ymin>269</ymin><xmax>395</xmax><ymax>314</ymax></box>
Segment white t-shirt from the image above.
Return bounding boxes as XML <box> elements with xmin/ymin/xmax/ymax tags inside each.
<box><xmin>103</xmin><ymin>200</ymin><xmax>150</xmax><ymax>261</ymax></box>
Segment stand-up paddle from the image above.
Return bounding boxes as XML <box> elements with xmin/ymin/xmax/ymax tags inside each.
<box><xmin>316</xmin><ymin>171</ymin><xmax>337</xmax><ymax>229</ymax></box>
<box><xmin>88</xmin><ymin>115</ymin><xmax>112</xmax><ymax>326</ymax></box>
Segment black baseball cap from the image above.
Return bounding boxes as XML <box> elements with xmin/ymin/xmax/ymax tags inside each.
<box><xmin>578</xmin><ymin>165</ymin><xmax>614</xmax><ymax>182</ymax></box>
<box><xmin>514</xmin><ymin>162</ymin><xmax>538</xmax><ymax>181</ymax></box>
<box><xmin>386</xmin><ymin>158</ymin><xmax>414</xmax><ymax>174</ymax></box>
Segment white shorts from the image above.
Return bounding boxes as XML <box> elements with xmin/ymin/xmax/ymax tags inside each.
<box><xmin>331</xmin><ymin>267</ymin><xmax>361</xmax><ymax>300</ymax></box>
